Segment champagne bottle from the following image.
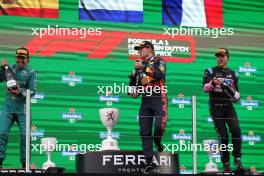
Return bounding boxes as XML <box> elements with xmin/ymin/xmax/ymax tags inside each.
<box><xmin>4</xmin><ymin>65</ymin><xmax>17</xmax><ymax>90</ymax></box>
<box><xmin>221</xmin><ymin>83</ymin><xmax>240</xmax><ymax>101</ymax></box>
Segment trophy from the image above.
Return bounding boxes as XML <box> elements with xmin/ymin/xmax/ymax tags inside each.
<box><xmin>3</xmin><ymin>65</ymin><xmax>18</xmax><ymax>90</ymax></box>
<box><xmin>99</xmin><ymin>108</ymin><xmax>120</xmax><ymax>150</ymax></box>
<box><xmin>203</xmin><ymin>139</ymin><xmax>219</xmax><ymax>172</ymax></box>
<box><xmin>41</xmin><ymin>137</ymin><xmax>57</xmax><ymax>170</ymax></box>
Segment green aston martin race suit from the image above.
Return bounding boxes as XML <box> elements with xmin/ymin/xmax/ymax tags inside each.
<box><xmin>0</xmin><ymin>64</ymin><xmax>37</xmax><ymax>163</ymax></box>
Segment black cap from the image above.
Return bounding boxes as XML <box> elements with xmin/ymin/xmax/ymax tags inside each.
<box><xmin>134</xmin><ymin>41</ymin><xmax>154</xmax><ymax>51</ymax></box>
<box><xmin>16</xmin><ymin>47</ymin><xmax>29</xmax><ymax>58</ymax></box>
<box><xmin>215</xmin><ymin>48</ymin><xmax>229</xmax><ymax>57</ymax></box>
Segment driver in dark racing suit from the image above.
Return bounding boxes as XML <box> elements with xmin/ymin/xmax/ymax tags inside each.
<box><xmin>203</xmin><ymin>48</ymin><xmax>243</xmax><ymax>172</ymax></box>
<box><xmin>128</xmin><ymin>41</ymin><xmax>168</xmax><ymax>174</ymax></box>
<box><xmin>0</xmin><ymin>47</ymin><xmax>37</xmax><ymax>168</ymax></box>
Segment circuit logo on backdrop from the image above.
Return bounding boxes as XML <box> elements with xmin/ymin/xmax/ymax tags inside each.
<box><xmin>25</xmin><ymin>29</ymin><xmax>196</xmax><ymax>63</ymax></box>
<box><xmin>127</xmin><ymin>34</ymin><xmax>195</xmax><ymax>63</ymax></box>
<box><xmin>128</xmin><ymin>38</ymin><xmax>189</xmax><ymax>57</ymax></box>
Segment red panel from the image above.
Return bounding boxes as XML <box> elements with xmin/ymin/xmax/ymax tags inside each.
<box><xmin>204</xmin><ymin>0</ymin><xmax>223</xmax><ymax>28</ymax></box>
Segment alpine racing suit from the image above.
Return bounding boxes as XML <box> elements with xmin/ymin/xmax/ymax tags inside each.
<box><xmin>203</xmin><ymin>66</ymin><xmax>241</xmax><ymax>163</ymax></box>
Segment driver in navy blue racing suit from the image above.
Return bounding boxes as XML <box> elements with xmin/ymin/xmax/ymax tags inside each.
<box><xmin>128</xmin><ymin>41</ymin><xmax>168</xmax><ymax>174</ymax></box>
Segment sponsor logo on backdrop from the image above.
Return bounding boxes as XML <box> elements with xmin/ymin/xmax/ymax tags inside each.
<box><xmin>240</xmin><ymin>96</ymin><xmax>259</xmax><ymax>110</ymax></box>
<box><xmin>180</xmin><ymin>165</ymin><xmax>193</xmax><ymax>174</ymax></box>
<box><xmin>30</xmin><ymin>163</ymin><xmax>36</xmax><ymax>169</ymax></box>
<box><xmin>61</xmin><ymin>71</ymin><xmax>82</xmax><ymax>87</ymax></box>
<box><xmin>251</xmin><ymin>166</ymin><xmax>256</xmax><ymax>173</ymax></box>
<box><xmin>31</xmin><ymin>92</ymin><xmax>45</xmax><ymax>104</ymax></box>
<box><xmin>242</xmin><ymin>130</ymin><xmax>261</xmax><ymax>145</ymax></box>
<box><xmin>99</xmin><ymin>132</ymin><xmax>120</xmax><ymax>139</ymax></box>
<box><xmin>61</xmin><ymin>108</ymin><xmax>83</xmax><ymax>123</ymax></box>
<box><xmin>207</xmin><ymin>116</ymin><xmax>213</xmax><ymax>124</ymax></box>
<box><xmin>25</xmin><ymin>30</ymin><xmax>196</xmax><ymax>63</ymax></box>
<box><xmin>31</xmin><ymin>125</ymin><xmax>45</xmax><ymax>141</ymax></box>
<box><xmin>171</xmin><ymin>93</ymin><xmax>191</xmax><ymax>109</ymax></box>
<box><xmin>99</xmin><ymin>92</ymin><xmax>120</xmax><ymax>106</ymax></box>
<box><xmin>172</xmin><ymin>129</ymin><xmax>192</xmax><ymax>144</ymax></box>
<box><xmin>238</xmin><ymin>62</ymin><xmax>257</xmax><ymax>76</ymax></box>
<box><xmin>62</xmin><ymin>145</ymin><xmax>80</xmax><ymax>160</ymax></box>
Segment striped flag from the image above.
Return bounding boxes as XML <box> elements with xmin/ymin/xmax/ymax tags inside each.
<box><xmin>0</xmin><ymin>0</ymin><xmax>59</xmax><ymax>18</ymax></box>
<box><xmin>79</xmin><ymin>0</ymin><xmax>143</xmax><ymax>23</ymax></box>
<box><xmin>162</xmin><ymin>0</ymin><xmax>223</xmax><ymax>28</ymax></box>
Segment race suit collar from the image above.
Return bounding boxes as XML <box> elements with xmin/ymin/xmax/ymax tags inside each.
<box><xmin>146</xmin><ymin>55</ymin><xmax>155</xmax><ymax>61</ymax></box>
<box><xmin>216</xmin><ymin>65</ymin><xmax>229</xmax><ymax>71</ymax></box>
<box><xmin>15</xmin><ymin>64</ymin><xmax>28</xmax><ymax>71</ymax></box>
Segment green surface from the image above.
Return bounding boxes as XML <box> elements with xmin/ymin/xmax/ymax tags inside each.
<box><xmin>0</xmin><ymin>0</ymin><xmax>263</xmax><ymax>173</ymax></box>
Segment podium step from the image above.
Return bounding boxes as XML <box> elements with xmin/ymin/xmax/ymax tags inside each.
<box><xmin>198</xmin><ymin>169</ymin><xmax>261</xmax><ymax>175</ymax></box>
<box><xmin>76</xmin><ymin>150</ymin><xmax>179</xmax><ymax>174</ymax></box>
<box><xmin>0</xmin><ymin>169</ymin><xmax>45</xmax><ymax>174</ymax></box>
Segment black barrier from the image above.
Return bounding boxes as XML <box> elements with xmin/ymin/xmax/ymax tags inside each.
<box><xmin>76</xmin><ymin>151</ymin><xmax>179</xmax><ymax>174</ymax></box>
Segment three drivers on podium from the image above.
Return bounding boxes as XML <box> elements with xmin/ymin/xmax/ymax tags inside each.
<box><xmin>0</xmin><ymin>45</ymin><xmax>244</xmax><ymax>173</ymax></box>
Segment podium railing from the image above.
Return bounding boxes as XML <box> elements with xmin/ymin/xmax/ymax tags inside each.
<box><xmin>192</xmin><ymin>96</ymin><xmax>197</xmax><ymax>174</ymax></box>
<box><xmin>25</xmin><ymin>89</ymin><xmax>31</xmax><ymax>173</ymax></box>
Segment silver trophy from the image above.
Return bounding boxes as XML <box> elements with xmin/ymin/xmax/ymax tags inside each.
<box><xmin>203</xmin><ymin>139</ymin><xmax>219</xmax><ymax>172</ymax></box>
<box><xmin>41</xmin><ymin>137</ymin><xmax>57</xmax><ymax>170</ymax></box>
<box><xmin>99</xmin><ymin>108</ymin><xmax>120</xmax><ymax>150</ymax></box>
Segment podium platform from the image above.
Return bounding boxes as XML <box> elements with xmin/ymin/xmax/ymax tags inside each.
<box><xmin>76</xmin><ymin>150</ymin><xmax>179</xmax><ymax>174</ymax></box>
<box><xmin>0</xmin><ymin>169</ymin><xmax>45</xmax><ymax>174</ymax></box>
<box><xmin>198</xmin><ymin>169</ymin><xmax>260</xmax><ymax>175</ymax></box>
